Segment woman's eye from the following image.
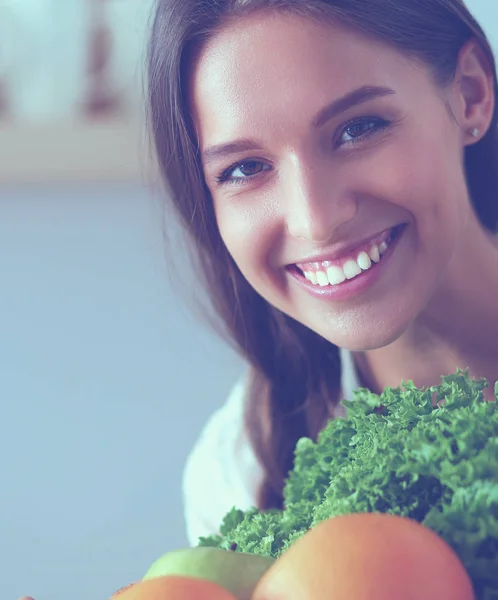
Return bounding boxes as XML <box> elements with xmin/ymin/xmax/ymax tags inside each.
<box><xmin>338</xmin><ymin>117</ymin><xmax>390</xmax><ymax>146</ymax></box>
<box><xmin>216</xmin><ymin>160</ymin><xmax>271</xmax><ymax>185</ymax></box>
<box><xmin>232</xmin><ymin>161</ymin><xmax>266</xmax><ymax>177</ymax></box>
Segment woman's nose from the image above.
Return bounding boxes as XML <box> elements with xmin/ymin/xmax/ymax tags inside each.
<box><xmin>283</xmin><ymin>163</ymin><xmax>356</xmax><ymax>242</ymax></box>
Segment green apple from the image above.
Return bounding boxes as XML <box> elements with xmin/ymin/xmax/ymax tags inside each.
<box><xmin>143</xmin><ymin>546</ymin><xmax>275</xmax><ymax>599</ymax></box>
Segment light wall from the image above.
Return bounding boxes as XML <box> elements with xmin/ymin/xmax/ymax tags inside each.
<box><xmin>0</xmin><ymin>184</ymin><xmax>243</xmax><ymax>600</ymax></box>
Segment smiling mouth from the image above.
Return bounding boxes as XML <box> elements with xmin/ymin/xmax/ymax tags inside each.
<box><xmin>292</xmin><ymin>225</ymin><xmax>405</xmax><ymax>287</ymax></box>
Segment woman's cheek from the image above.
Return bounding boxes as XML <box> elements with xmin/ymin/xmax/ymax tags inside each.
<box><xmin>217</xmin><ymin>200</ymin><xmax>277</xmax><ymax>278</ymax></box>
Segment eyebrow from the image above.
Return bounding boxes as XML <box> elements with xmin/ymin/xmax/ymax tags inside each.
<box><xmin>201</xmin><ymin>84</ymin><xmax>395</xmax><ymax>166</ymax></box>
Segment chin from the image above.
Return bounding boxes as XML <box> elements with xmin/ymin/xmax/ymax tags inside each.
<box><xmin>310</xmin><ymin>309</ymin><xmax>415</xmax><ymax>353</ymax></box>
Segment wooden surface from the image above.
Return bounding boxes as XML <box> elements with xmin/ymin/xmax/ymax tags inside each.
<box><xmin>0</xmin><ymin>118</ymin><xmax>156</xmax><ymax>184</ymax></box>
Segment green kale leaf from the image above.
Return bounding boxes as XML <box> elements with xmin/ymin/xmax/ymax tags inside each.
<box><xmin>198</xmin><ymin>370</ymin><xmax>498</xmax><ymax>599</ymax></box>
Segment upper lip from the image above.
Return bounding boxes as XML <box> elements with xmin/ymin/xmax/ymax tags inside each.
<box><xmin>288</xmin><ymin>226</ymin><xmax>397</xmax><ymax>267</ymax></box>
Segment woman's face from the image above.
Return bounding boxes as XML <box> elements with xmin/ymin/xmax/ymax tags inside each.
<box><xmin>190</xmin><ymin>12</ymin><xmax>480</xmax><ymax>351</ymax></box>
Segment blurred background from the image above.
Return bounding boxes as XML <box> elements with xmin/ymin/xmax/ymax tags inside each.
<box><xmin>0</xmin><ymin>1</ymin><xmax>496</xmax><ymax>599</ymax></box>
<box><xmin>0</xmin><ymin>2</ymin><xmax>244</xmax><ymax>599</ymax></box>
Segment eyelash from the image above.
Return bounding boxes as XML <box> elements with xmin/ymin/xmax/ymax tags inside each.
<box><xmin>214</xmin><ymin>116</ymin><xmax>392</xmax><ymax>186</ymax></box>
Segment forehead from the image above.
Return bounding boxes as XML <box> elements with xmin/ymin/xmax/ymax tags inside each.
<box><xmin>189</xmin><ymin>12</ymin><xmax>426</xmax><ymax>145</ymax></box>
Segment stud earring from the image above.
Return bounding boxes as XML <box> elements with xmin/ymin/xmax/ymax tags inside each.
<box><xmin>470</xmin><ymin>128</ymin><xmax>480</xmax><ymax>138</ymax></box>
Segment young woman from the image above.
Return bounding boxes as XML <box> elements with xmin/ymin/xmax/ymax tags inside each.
<box><xmin>146</xmin><ymin>0</ymin><xmax>498</xmax><ymax>546</ymax></box>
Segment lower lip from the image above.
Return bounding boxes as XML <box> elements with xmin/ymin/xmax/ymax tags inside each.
<box><xmin>288</xmin><ymin>226</ymin><xmax>406</xmax><ymax>302</ymax></box>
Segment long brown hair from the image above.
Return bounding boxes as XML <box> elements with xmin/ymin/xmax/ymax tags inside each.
<box><xmin>146</xmin><ymin>0</ymin><xmax>498</xmax><ymax>509</ymax></box>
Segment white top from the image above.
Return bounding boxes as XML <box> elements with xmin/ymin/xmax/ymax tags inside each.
<box><xmin>182</xmin><ymin>347</ymin><xmax>361</xmax><ymax>546</ymax></box>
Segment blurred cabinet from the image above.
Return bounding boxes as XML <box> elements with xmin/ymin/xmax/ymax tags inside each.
<box><xmin>0</xmin><ymin>0</ymin><xmax>156</xmax><ymax>183</ymax></box>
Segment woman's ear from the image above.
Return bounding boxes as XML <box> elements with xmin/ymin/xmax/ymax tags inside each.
<box><xmin>452</xmin><ymin>38</ymin><xmax>495</xmax><ymax>146</ymax></box>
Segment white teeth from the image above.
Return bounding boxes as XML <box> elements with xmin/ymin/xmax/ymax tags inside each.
<box><xmin>316</xmin><ymin>271</ymin><xmax>329</xmax><ymax>287</ymax></box>
<box><xmin>369</xmin><ymin>245</ymin><xmax>380</xmax><ymax>263</ymax></box>
<box><xmin>305</xmin><ymin>271</ymin><xmax>318</xmax><ymax>285</ymax></box>
<box><xmin>343</xmin><ymin>259</ymin><xmax>362</xmax><ymax>279</ymax></box>
<box><xmin>357</xmin><ymin>251</ymin><xmax>372</xmax><ymax>271</ymax></box>
<box><xmin>301</xmin><ymin>236</ymin><xmax>392</xmax><ymax>286</ymax></box>
<box><xmin>327</xmin><ymin>265</ymin><xmax>346</xmax><ymax>285</ymax></box>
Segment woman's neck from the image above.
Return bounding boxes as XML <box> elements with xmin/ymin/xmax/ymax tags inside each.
<box><xmin>355</xmin><ymin>218</ymin><xmax>498</xmax><ymax>400</ymax></box>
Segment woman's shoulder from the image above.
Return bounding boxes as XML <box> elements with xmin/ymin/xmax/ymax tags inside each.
<box><xmin>182</xmin><ymin>348</ymin><xmax>359</xmax><ymax>544</ymax></box>
<box><xmin>182</xmin><ymin>372</ymin><xmax>263</xmax><ymax>545</ymax></box>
